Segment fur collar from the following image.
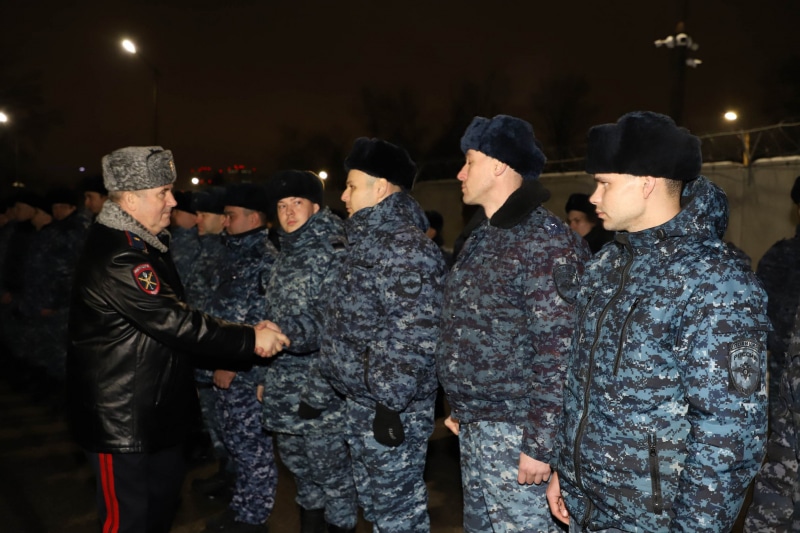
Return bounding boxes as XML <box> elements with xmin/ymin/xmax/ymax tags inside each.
<box><xmin>489</xmin><ymin>179</ymin><xmax>552</xmax><ymax>229</ymax></box>
<box><xmin>96</xmin><ymin>200</ymin><xmax>170</xmax><ymax>253</ymax></box>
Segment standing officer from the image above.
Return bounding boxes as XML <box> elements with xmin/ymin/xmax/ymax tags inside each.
<box><xmin>66</xmin><ymin>146</ymin><xmax>288</xmax><ymax>533</ymax></box>
<box><xmin>318</xmin><ymin>138</ymin><xmax>446</xmax><ymax>532</ymax></box>
<box><xmin>258</xmin><ymin>170</ymin><xmax>357</xmax><ymax>533</ymax></box>
<box><xmin>437</xmin><ymin>114</ymin><xmax>589</xmax><ymax>532</ymax></box>
<box><xmin>202</xmin><ymin>183</ymin><xmax>279</xmax><ymax>533</ymax></box>
<box><xmin>547</xmin><ymin>112</ymin><xmax>769</xmax><ymax>531</ymax></box>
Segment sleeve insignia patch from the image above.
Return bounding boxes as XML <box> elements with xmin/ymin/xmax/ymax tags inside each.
<box><xmin>396</xmin><ymin>271</ymin><xmax>423</xmax><ymax>299</ymax></box>
<box><xmin>133</xmin><ymin>263</ymin><xmax>161</xmax><ymax>295</ymax></box>
<box><xmin>728</xmin><ymin>339</ymin><xmax>761</xmax><ymax>395</ymax></box>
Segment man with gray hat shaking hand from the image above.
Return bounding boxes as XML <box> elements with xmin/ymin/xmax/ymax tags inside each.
<box><xmin>65</xmin><ymin>146</ymin><xmax>288</xmax><ymax>533</ymax></box>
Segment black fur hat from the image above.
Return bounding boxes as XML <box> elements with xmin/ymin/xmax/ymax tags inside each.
<box><xmin>14</xmin><ymin>190</ymin><xmax>50</xmax><ymax>214</ymax></box>
<box><xmin>80</xmin><ymin>174</ymin><xmax>107</xmax><ymax>195</ymax></box>
<box><xmin>586</xmin><ymin>111</ymin><xmax>701</xmax><ymax>182</ymax></box>
<box><xmin>192</xmin><ymin>187</ymin><xmax>226</xmax><ymax>214</ymax></box>
<box><xmin>224</xmin><ymin>183</ymin><xmax>269</xmax><ymax>214</ymax></box>
<box><xmin>460</xmin><ymin>115</ymin><xmax>546</xmax><ymax>181</ymax></box>
<box><xmin>266</xmin><ymin>170</ymin><xmax>325</xmax><ymax>213</ymax></box>
<box><xmin>565</xmin><ymin>193</ymin><xmax>594</xmax><ymax>216</ymax></box>
<box><xmin>172</xmin><ymin>191</ymin><xmax>196</xmax><ymax>214</ymax></box>
<box><xmin>344</xmin><ymin>137</ymin><xmax>417</xmax><ymax>191</ymax></box>
<box><xmin>48</xmin><ymin>187</ymin><xmax>79</xmax><ymax>207</ymax></box>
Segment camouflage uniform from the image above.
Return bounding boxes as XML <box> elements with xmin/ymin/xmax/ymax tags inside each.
<box><xmin>208</xmin><ymin>227</ymin><xmax>278</xmax><ymax>526</ymax></box>
<box><xmin>184</xmin><ymin>232</ymin><xmax>228</xmax><ymax>463</ymax></box>
<box><xmin>556</xmin><ymin>177</ymin><xmax>769</xmax><ymax>532</ymax></box>
<box><xmin>260</xmin><ymin>207</ymin><xmax>357</xmax><ymax>529</ymax></box>
<box><xmin>169</xmin><ymin>224</ymin><xmax>200</xmax><ymax>281</ymax></box>
<box><xmin>318</xmin><ymin>192</ymin><xmax>445</xmax><ymax>533</ymax></box>
<box><xmin>437</xmin><ymin>179</ymin><xmax>589</xmax><ymax>532</ymax></box>
<box><xmin>756</xmin><ymin>225</ymin><xmax>800</xmax><ymax>425</ymax></box>
<box><xmin>744</xmin><ymin>306</ymin><xmax>800</xmax><ymax>531</ymax></box>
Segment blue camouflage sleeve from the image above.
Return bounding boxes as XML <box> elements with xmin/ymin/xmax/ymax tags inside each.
<box><xmin>671</xmin><ymin>265</ymin><xmax>769</xmax><ymax>532</ymax></box>
<box><xmin>368</xmin><ymin>232</ymin><xmax>445</xmax><ymax>412</ymax></box>
<box><xmin>521</xmin><ymin>228</ymin><xmax>588</xmax><ymax>463</ymax></box>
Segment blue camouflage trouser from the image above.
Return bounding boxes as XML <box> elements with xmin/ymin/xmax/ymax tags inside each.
<box><xmin>460</xmin><ymin>421</ymin><xmax>562</xmax><ymax>533</ymax></box>
<box><xmin>275</xmin><ymin>432</ymin><xmax>358</xmax><ymax>529</ymax></box>
<box><xmin>215</xmin><ymin>380</ymin><xmax>277</xmax><ymax>524</ymax></box>
<box><xmin>196</xmin><ymin>374</ymin><xmax>230</xmax><ymax>467</ymax></box>
<box><xmin>345</xmin><ymin>399</ymin><xmax>433</xmax><ymax>533</ymax></box>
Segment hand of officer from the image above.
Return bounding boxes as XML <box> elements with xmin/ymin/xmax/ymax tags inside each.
<box><xmin>444</xmin><ymin>415</ymin><xmax>460</xmax><ymax>436</ymax></box>
<box><xmin>372</xmin><ymin>403</ymin><xmax>405</xmax><ymax>447</ymax></box>
<box><xmin>546</xmin><ymin>471</ymin><xmax>571</xmax><ymax>525</ymax></box>
<box><xmin>253</xmin><ymin>327</ymin><xmax>290</xmax><ymax>358</ymax></box>
<box><xmin>213</xmin><ymin>369</ymin><xmax>236</xmax><ymax>389</ymax></box>
<box><xmin>255</xmin><ymin>320</ymin><xmax>282</xmax><ymax>333</ymax></box>
<box><xmin>256</xmin><ymin>384</ymin><xmax>264</xmax><ymax>403</ymax></box>
<box><xmin>518</xmin><ymin>452</ymin><xmax>551</xmax><ymax>485</ymax></box>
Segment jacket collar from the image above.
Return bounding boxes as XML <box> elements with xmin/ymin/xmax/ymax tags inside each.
<box><xmin>487</xmin><ymin>179</ymin><xmax>551</xmax><ymax>229</ymax></box>
<box><xmin>96</xmin><ymin>200</ymin><xmax>169</xmax><ymax>253</ymax></box>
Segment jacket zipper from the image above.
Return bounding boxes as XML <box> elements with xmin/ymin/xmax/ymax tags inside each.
<box><xmin>574</xmin><ymin>242</ymin><xmax>635</xmax><ymax>490</ymax></box>
<box><xmin>648</xmin><ymin>433</ymin><xmax>663</xmax><ymax>515</ymax></box>
<box><xmin>613</xmin><ymin>298</ymin><xmax>640</xmax><ymax>376</ymax></box>
<box><xmin>363</xmin><ymin>346</ymin><xmax>372</xmax><ymax>394</ymax></box>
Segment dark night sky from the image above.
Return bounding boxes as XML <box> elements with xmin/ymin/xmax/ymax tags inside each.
<box><xmin>3</xmin><ymin>0</ymin><xmax>800</xmax><ymax>188</ymax></box>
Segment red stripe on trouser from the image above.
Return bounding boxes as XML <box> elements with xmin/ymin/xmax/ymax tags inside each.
<box><xmin>99</xmin><ymin>453</ymin><xmax>119</xmax><ymax>533</ymax></box>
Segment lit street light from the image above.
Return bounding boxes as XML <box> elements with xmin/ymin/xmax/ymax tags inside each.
<box><xmin>121</xmin><ymin>38</ymin><xmax>160</xmax><ymax>145</ymax></box>
<box><xmin>724</xmin><ymin>111</ymin><xmax>738</xmax><ymax>122</ymax></box>
<box><xmin>319</xmin><ymin>171</ymin><xmax>328</xmax><ymax>180</ymax></box>
<box><xmin>0</xmin><ymin>112</ymin><xmax>7</xmax><ymax>123</ymax></box>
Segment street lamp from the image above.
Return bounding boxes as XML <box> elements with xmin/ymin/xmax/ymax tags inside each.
<box><xmin>319</xmin><ymin>171</ymin><xmax>328</xmax><ymax>180</ymax></box>
<box><xmin>723</xmin><ymin>111</ymin><xmax>751</xmax><ymax>166</ymax></box>
<box><xmin>0</xmin><ymin>112</ymin><xmax>7</xmax><ymax>124</ymax></box>
<box><xmin>121</xmin><ymin>38</ymin><xmax>160</xmax><ymax>145</ymax></box>
<box><xmin>0</xmin><ymin>111</ymin><xmax>19</xmax><ymax>184</ymax></box>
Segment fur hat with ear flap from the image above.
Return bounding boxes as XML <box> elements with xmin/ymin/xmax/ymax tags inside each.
<box><xmin>344</xmin><ymin>137</ymin><xmax>417</xmax><ymax>191</ymax></box>
<box><xmin>266</xmin><ymin>170</ymin><xmax>325</xmax><ymax>215</ymax></box>
<box><xmin>586</xmin><ymin>111</ymin><xmax>702</xmax><ymax>182</ymax></box>
<box><xmin>192</xmin><ymin>187</ymin><xmax>227</xmax><ymax>215</ymax></box>
<box><xmin>460</xmin><ymin>114</ymin><xmax>547</xmax><ymax>181</ymax></box>
<box><xmin>224</xmin><ymin>183</ymin><xmax>269</xmax><ymax>214</ymax></box>
<box><xmin>102</xmin><ymin>146</ymin><xmax>177</xmax><ymax>192</ymax></box>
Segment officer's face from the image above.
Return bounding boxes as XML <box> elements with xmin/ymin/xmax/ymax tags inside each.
<box><xmin>196</xmin><ymin>211</ymin><xmax>226</xmax><ymax>236</ymax></box>
<box><xmin>567</xmin><ymin>210</ymin><xmax>595</xmax><ymax>237</ymax></box>
<box><xmin>84</xmin><ymin>191</ymin><xmax>107</xmax><ymax>215</ymax></box>
<box><xmin>223</xmin><ymin>206</ymin><xmax>261</xmax><ymax>235</ymax></box>
<box><xmin>129</xmin><ymin>185</ymin><xmax>177</xmax><ymax>235</ymax></box>
<box><xmin>457</xmin><ymin>149</ymin><xmax>496</xmax><ymax>208</ymax></box>
<box><xmin>590</xmin><ymin>173</ymin><xmax>647</xmax><ymax>232</ymax></box>
<box><xmin>277</xmin><ymin>197</ymin><xmax>319</xmax><ymax>233</ymax></box>
<box><xmin>341</xmin><ymin>170</ymin><xmax>379</xmax><ymax>217</ymax></box>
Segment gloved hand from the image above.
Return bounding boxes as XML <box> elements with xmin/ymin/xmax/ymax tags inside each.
<box><xmin>298</xmin><ymin>401</ymin><xmax>324</xmax><ymax>420</ymax></box>
<box><xmin>372</xmin><ymin>403</ymin><xmax>405</xmax><ymax>447</ymax></box>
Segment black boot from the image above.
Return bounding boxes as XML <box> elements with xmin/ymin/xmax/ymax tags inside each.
<box><xmin>299</xmin><ymin>507</ymin><xmax>326</xmax><ymax>533</ymax></box>
<box><xmin>327</xmin><ymin>525</ymin><xmax>356</xmax><ymax>533</ymax></box>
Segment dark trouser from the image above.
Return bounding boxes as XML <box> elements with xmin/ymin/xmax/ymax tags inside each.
<box><xmin>86</xmin><ymin>445</ymin><xmax>186</xmax><ymax>533</ymax></box>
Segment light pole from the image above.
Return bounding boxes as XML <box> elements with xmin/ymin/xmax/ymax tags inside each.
<box><xmin>121</xmin><ymin>39</ymin><xmax>160</xmax><ymax>145</ymax></box>
<box><xmin>0</xmin><ymin>112</ymin><xmax>19</xmax><ymax>184</ymax></box>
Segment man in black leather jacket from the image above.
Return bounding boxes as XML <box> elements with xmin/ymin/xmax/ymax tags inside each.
<box><xmin>66</xmin><ymin>146</ymin><xmax>288</xmax><ymax>533</ymax></box>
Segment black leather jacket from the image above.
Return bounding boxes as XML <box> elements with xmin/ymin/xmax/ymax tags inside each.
<box><xmin>66</xmin><ymin>222</ymin><xmax>255</xmax><ymax>453</ymax></box>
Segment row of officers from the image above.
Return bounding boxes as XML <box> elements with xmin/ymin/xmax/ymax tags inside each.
<box><xmin>1</xmin><ymin>110</ymin><xmax>795</xmax><ymax>533</ymax></box>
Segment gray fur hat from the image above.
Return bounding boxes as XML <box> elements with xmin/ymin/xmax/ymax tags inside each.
<box><xmin>102</xmin><ymin>146</ymin><xmax>177</xmax><ymax>192</ymax></box>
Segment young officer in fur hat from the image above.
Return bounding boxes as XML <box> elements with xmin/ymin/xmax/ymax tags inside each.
<box><xmin>547</xmin><ymin>112</ymin><xmax>769</xmax><ymax>532</ymax></box>
<box><xmin>202</xmin><ymin>182</ymin><xmax>280</xmax><ymax>533</ymax></box>
<box><xmin>257</xmin><ymin>170</ymin><xmax>357</xmax><ymax>533</ymax></box>
<box><xmin>169</xmin><ymin>190</ymin><xmax>200</xmax><ymax>280</ymax></box>
<box><xmin>436</xmin><ymin>114</ymin><xmax>589</xmax><ymax>532</ymax></box>
<box><xmin>315</xmin><ymin>138</ymin><xmax>446</xmax><ymax>532</ymax></box>
<box><xmin>66</xmin><ymin>147</ymin><xmax>289</xmax><ymax>533</ymax></box>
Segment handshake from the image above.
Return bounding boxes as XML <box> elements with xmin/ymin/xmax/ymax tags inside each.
<box><xmin>252</xmin><ymin>320</ymin><xmax>290</xmax><ymax>358</ymax></box>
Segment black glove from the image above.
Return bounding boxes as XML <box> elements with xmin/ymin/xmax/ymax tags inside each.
<box><xmin>372</xmin><ymin>403</ymin><xmax>405</xmax><ymax>447</ymax></box>
<box><xmin>298</xmin><ymin>401</ymin><xmax>324</xmax><ymax>420</ymax></box>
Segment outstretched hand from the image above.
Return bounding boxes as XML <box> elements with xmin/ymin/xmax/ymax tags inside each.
<box><xmin>253</xmin><ymin>326</ymin><xmax>290</xmax><ymax>358</ymax></box>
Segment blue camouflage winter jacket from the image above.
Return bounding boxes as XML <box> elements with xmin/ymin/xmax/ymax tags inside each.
<box><xmin>260</xmin><ymin>208</ymin><xmax>347</xmax><ymax>434</ymax></box>
<box><xmin>437</xmin><ymin>179</ymin><xmax>589</xmax><ymax>463</ymax></box>
<box><xmin>556</xmin><ymin>176</ymin><xmax>769</xmax><ymax>532</ymax></box>
<box><xmin>207</xmin><ymin>226</ymin><xmax>277</xmax><ymax>384</ymax></box>
<box><xmin>319</xmin><ymin>192</ymin><xmax>445</xmax><ymax>413</ymax></box>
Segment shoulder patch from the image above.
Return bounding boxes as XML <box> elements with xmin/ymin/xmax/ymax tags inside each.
<box><xmin>125</xmin><ymin>231</ymin><xmax>147</xmax><ymax>252</ymax></box>
<box><xmin>396</xmin><ymin>270</ymin><xmax>422</xmax><ymax>299</ymax></box>
<box><xmin>132</xmin><ymin>263</ymin><xmax>161</xmax><ymax>295</ymax></box>
<box><xmin>728</xmin><ymin>339</ymin><xmax>761</xmax><ymax>395</ymax></box>
<box><xmin>553</xmin><ymin>263</ymin><xmax>580</xmax><ymax>305</ymax></box>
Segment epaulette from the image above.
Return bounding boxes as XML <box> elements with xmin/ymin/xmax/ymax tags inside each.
<box><xmin>125</xmin><ymin>231</ymin><xmax>148</xmax><ymax>252</ymax></box>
